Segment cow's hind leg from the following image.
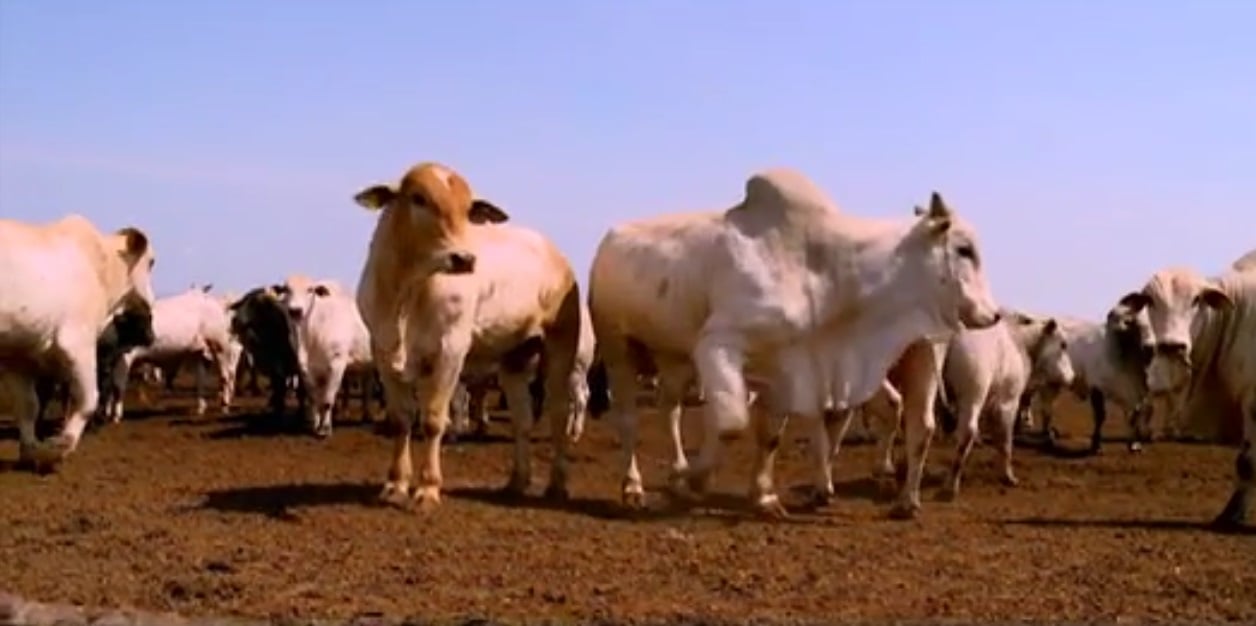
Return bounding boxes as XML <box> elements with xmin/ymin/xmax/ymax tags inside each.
<box><xmin>890</xmin><ymin>342</ymin><xmax>940</xmax><ymax>520</ymax></box>
<box><xmin>654</xmin><ymin>358</ymin><xmax>695</xmax><ymax>492</ymax></box>
<box><xmin>2</xmin><ymin>372</ymin><xmax>40</xmax><ymax>469</ymax></box>
<box><xmin>499</xmin><ymin>370</ymin><xmax>538</xmax><ymax>498</ymax></box>
<box><xmin>1087</xmin><ymin>388</ymin><xmax>1107</xmax><ymax>454</ymax></box>
<box><xmin>939</xmin><ymin>397</ymin><xmax>982</xmax><ymax>502</ymax></box>
<box><xmin>1212</xmin><ymin>392</ymin><xmax>1255</xmax><ymax>530</ymax></box>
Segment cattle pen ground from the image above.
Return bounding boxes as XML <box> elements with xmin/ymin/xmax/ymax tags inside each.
<box><xmin>2</xmin><ymin>380</ymin><xmax>1253</xmax><ymax>626</ymax></box>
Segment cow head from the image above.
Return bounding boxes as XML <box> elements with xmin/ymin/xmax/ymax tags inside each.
<box><xmin>353</xmin><ymin>162</ymin><xmax>509</xmax><ymax>277</ymax></box>
<box><xmin>1012</xmin><ymin>314</ymin><xmax>1075</xmax><ymax>389</ymax></box>
<box><xmin>229</xmin><ymin>287</ymin><xmax>303</xmax><ymax>372</ymax></box>
<box><xmin>1115</xmin><ymin>268</ymin><xmax>1232</xmax><ymax>396</ymax></box>
<box><xmin>110</xmin><ymin>292</ymin><xmax>156</xmax><ymax>350</ymax></box>
<box><xmin>111</xmin><ymin>226</ymin><xmax>157</xmax><ymax>306</ymax></box>
<box><xmin>908</xmin><ymin>192</ymin><xmax>1001</xmax><ymax>331</ymax></box>
<box><xmin>277</xmin><ymin>280</ymin><xmax>335</xmax><ymax>323</ymax></box>
<box><xmin>1104</xmin><ymin>300</ymin><xmax>1155</xmax><ymax>367</ymax></box>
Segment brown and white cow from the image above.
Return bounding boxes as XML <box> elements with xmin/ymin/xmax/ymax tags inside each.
<box><xmin>1116</xmin><ymin>264</ymin><xmax>1256</xmax><ymax>529</ymax></box>
<box><xmin>0</xmin><ymin>215</ymin><xmax>156</xmax><ymax>470</ymax></box>
<box><xmin>353</xmin><ymin>161</ymin><xmax>583</xmax><ymax>511</ymax></box>
<box><xmin>589</xmin><ymin>170</ymin><xmax>1002</xmax><ymax>519</ymax></box>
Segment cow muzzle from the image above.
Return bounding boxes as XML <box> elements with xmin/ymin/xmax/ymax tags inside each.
<box><xmin>287</xmin><ymin>307</ymin><xmax>304</xmax><ymax>321</ymax></box>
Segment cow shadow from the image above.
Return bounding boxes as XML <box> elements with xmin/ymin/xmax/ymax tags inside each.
<box><xmin>1003</xmin><ymin>516</ymin><xmax>1256</xmax><ymax>537</ymax></box>
<box><xmin>197</xmin><ymin>481</ymin><xmax>379</xmax><ymax>521</ymax></box>
<box><xmin>201</xmin><ymin>412</ymin><xmax>307</xmax><ymax>439</ymax></box>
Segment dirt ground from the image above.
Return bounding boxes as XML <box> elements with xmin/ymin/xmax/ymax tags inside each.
<box><xmin>1</xmin><ymin>379</ymin><xmax>1253</xmax><ymax>626</ymax></box>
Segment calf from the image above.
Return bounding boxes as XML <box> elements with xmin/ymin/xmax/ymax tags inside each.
<box><xmin>103</xmin><ymin>285</ymin><xmax>239</xmax><ymax>420</ymax></box>
<box><xmin>354</xmin><ymin>161</ymin><xmax>582</xmax><ymax>511</ymax></box>
<box><xmin>276</xmin><ymin>279</ymin><xmax>376</xmax><ymax>437</ymax></box>
<box><xmin>1117</xmin><ymin>264</ymin><xmax>1255</xmax><ymax>529</ymax></box>
<box><xmin>227</xmin><ymin>286</ymin><xmax>306</xmax><ymax>419</ymax></box>
<box><xmin>0</xmin><ymin>215</ymin><xmax>156</xmax><ymax>470</ymax></box>
<box><xmin>1023</xmin><ymin>304</ymin><xmax>1154</xmax><ymax>453</ymax></box>
<box><xmin>937</xmin><ymin>312</ymin><xmax>1074</xmax><ymax>500</ymax></box>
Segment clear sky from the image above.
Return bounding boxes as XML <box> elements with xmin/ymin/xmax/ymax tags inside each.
<box><xmin>2</xmin><ymin>1</ymin><xmax>1252</xmax><ymax>320</ymax></box>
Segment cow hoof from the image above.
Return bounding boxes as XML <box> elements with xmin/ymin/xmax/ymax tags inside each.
<box><xmin>807</xmin><ymin>488</ymin><xmax>833</xmax><ymax>510</ymax></box>
<box><xmin>499</xmin><ymin>475</ymin><xmax>530</xmax><ymax>500</ymax></box>
<box><xmin>685</xmin><ymin>472</ymin><xmax>711</xmax><ymax>497</ymax></box>
<box><xmin>410</xmin><ymin>487</ymin><xmax>442</xmax><ymax>513</ymax></box>
<box><xmin>621</xmin><ymin>489</ymin><xmax>647</xmax><ymax>511</ymax></box>
<box><xmin>1128</xmin><ymin>442</ymin><xmax>1144</xmax><ymax>453</ymax></box>
<box><xmin>543</xmin><ymin>483</ymin><xmax>570</xmax><ymax>502</ymax></box>
<box><xmin>936</xmin><ymin>487</ymin><xmax>958</xmax><ymax>503</ymax></box>
<box><xmin>888</xmin><ymin>502</ymin><xmax>921</xmax><ymax>520</ymax></box>
<box><xmin>312</xmin><ymin>425</ymin><xmax>332</xmax><ymax>440</ymax></box>
<box><xmin>754</xmin><ymin>495</ymin><xmax>789</xmax><ymax>520</ymax></box>
<box><xmin>195</xmin><ymin>400</ymin><xmax>209</xmax><ymax>416</ymax></box>
<box><xmin>1000</xmin><ymin>474</ymin><xmax>1019</xmax><ymax>488</ymax></box>
<box><xmin>378</xmin><ymin>483</ymin><xmax>411</xmax><ymax>508</ymax></box>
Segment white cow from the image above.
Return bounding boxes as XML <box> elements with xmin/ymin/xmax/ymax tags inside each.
<box><xmin>934</xmin><ymin>311</ymin><xmax>1074</xmax><ymax>499</ymax></box>
<box><xmin>0</xmin><ymin>215</ymin><xmax>156</xmax><ymax>470</ymax></box>
<box><xmin>105</xmin><ymin>285</ymin><xmax>240</xmax><ymax>420</ymax></box>
<box><xmin>354</xmin><ymin>161</ymin><xmax>583</xmax><ymax>511</ymax></box>
<box><xmin>589</xmin><ymin>170</ymin><xmax>1002</xmax><ymax>519</ymax></box>
<box><xmin>1116</xmin><ymin>263</ymin><xmax>1256</xmax><ymax>529</ymax></box>
<box><xmin>276</xmin><ymin>278</ymin><xmax>373</xmax><ymax>437</ymax></box>
<box><xmin>1023</xmin><ymin>304</ymin><xmax>1155</xmax><ymax>453</ymax></box>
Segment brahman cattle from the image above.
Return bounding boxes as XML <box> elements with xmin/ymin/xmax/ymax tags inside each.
<box><xmin>1022</xmin><ymin>304</ymin><xmax>1155</xmax><ymax>453</ymax></box>
<box><xmin>1116</xmin><ymin>262</ymin><xmax>1256</xmax><ymax>529</ymax></box>
<box><xmin>0</xmin><ymin>215</ymin><xmax>156</xmax><ymax>471</ymax></box>
<box><xmin>227</xmin><ymin>286</ymin><xmax>306</xmax><ymax>419</ymax></box>
<box><xmin>354</xmin><ymin>161</ymin><xmax>582</xmax><ymax>511</ymax></box>
<box><xmin>104</xmin><ymin>285</ymin><xmax>241</xmax><ymax>420</ymax></box>
<box><xmin>936</xmin><ymin>311</ymin><xmax>1074</xmax><ymax>500</ymax></box>
<box><xmin>588</xmin><ymin>169</ymin><xmax>1001</xmax><ymax>518</ymax></box>
<box><xmin>276</xmin><ymin>278</ymin><xmax>376</xmax><ymax>437</ymax></box>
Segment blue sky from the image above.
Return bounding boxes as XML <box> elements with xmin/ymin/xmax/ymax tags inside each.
<box><xmin>2</xmin><ymin>1</ymin><xmax>1252</xmax><ymax>319</ymax></box>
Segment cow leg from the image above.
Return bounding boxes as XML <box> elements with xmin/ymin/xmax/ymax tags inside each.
<box><xmin>1036</xmin><ymin>387</ymin><xmax>1061</xmax><ymax>445</ymax></box>
<box><xmin>890</xmin><ymin>342</ymin><xmax>940</xmax><ymax>520</ymax></box>
<box><xmin>748</xmin><ymin>394</ymin><xmax>790</xmax><ymax>517</ymax></box>
<box><xmin>410</xmin><ymin>344</ymin><xmax>469</xmax><ymax>511</ymax></box>
<box><xmin>447</xmin><ymin>382</ymin><xmax>472</xmax><ymax>440</ymax></box>
<box><xmin>31</xmin><ymin>338</ymin><xmax>100</xmax><ymax>469</ymax></box>
<box><xmin>469</xmin><ymin>383</ymin><xmax>490</xmax><ymax>437</ymax></box>
<box><xmin>267</xmin><ymin>370</ymin><xmax>287</xmax><ymax>419</ymax></box>
<box><xmin>1213</xmin><ymin>393</ymin><xmax>1255</xmax><ymax>530</ymax></box>
<box><xmin>216</xmin><ymin>351</ymin><xmax>237</xmax><ymax>416</ymax></box>
<box><xmin>1088</xmin><ymin>388</ymin><xmax>1107</xmax><ymax>454</ymax></box>
<box><xmin>993</xmin><ymin>400</ymin><xmax>1020</xmax><ymax>487</ymax></box>
<box><xmin>655</xmin><ymin>359</ymin><xmax>695</xmax><ymax>487</ymax></box>
<box><xmin>375</xmin><ymin>366</ymin><xmax>416</xmax><ymax>508</ymax></box>
<box><xmin>940</xmin><ymin>398</ymin><xmax>982</xmax><ymax>502</ymax></box>
<box><xmin>104</xmin><ymin>357</ymin><xmax>133</xmax><ymax>423</ymax></box>
<box><xmin>313</xmin><ymin>361</ymin><xmax>346</xmax><ymax>439</ymax></box>
<box><xmin>1127</xmin><ymin>400</ymin><xmax>1152</xmax><ymax>453</ymax></box>
<box><xmin>818</xmin><ymin>408</ymin><xmax>857</xmax><ymax>504</ymax></box>
<box><xmin>2</xmin><ymin>372</ymin><xmax>40</xmax><ymax>468</ymax></box>
<box><xmin>685</xmin><ymin>333</ymin><xmax>751</xmax><ymax>497</ymax></box>
<box><xmin>193</xmin><ymin>356</ymin><xmax>209</xmax><ymax>416</ymax></box>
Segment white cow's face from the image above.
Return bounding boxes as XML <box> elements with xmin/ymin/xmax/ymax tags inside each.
<box><xmin>276</xmin><ymin>282</ymin><xmax>333</xmax><ymax>323</ymax></box>
<box><xmin>1116</xmin><ymin>269</ymin><xmax>1232</xmax><ymax>395</ymax></box>
<box><xmin>910</xmin><ymin>193</ymin><xmax>1001</xmax><ymax>331</ymax></box>
<box><xmin>1026</xmin><ymin>317</ymin><xmax>1075</xmax><ymax>387</ymax></box>
<box><xmin>113</xmin><ymin>226</ymin><xmax>157</xmax><ymax>306</ymax></box>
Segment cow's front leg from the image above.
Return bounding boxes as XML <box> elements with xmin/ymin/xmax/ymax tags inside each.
<box><xmin>32</xmin><ymin>339</ymin><xmax>100</xmax><ymax>470</ymax></box>
<box><xmin>410</xmin><ymin>343</ymin><xmax>469</xmax><ymax>511</ymax></box>
<box><xmin>685</xmin><ymin>332</ymin><xmax>750</xmax><ymax>498</ymax></box>
<box><xmin>375</xmin><ymin>360</ymin><xmax>416</xmax><ymax>508</ymax></box>
<box><xmin>2</xmin><ymin>372</ymin><xmax>40</xmax><ymax>469</ymax></box>
<box><xmin>1212</xmin><ymin>393</ymin><xmax>1255</xmax><ymax>530</ymax></box>
<box><xmin>655</xmin><ymin>359</ymin><xmax>695</xmax><ymax>491</ymax></box>
<box><xmin>194</xmin><ymin>356</ymin><xmax>209</xmax><ymax>416</ymax></box>
<box><xmin>748</xmin><ymin>395</ymin><xmax>790</xmax><ymax>517</ymax></box>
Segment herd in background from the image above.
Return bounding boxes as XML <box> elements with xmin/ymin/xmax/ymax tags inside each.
<box><xmin>1</xmin><ymin>162</ymin><xmax>1252</xmax><ymax>531</ymax></box>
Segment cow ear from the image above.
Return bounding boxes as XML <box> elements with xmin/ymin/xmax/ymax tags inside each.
<box><xmin>201</xmin><ymin>283</ymin><xmax>213</xmax><ymax>293</ymax></box>
<box><xmin>354</xmin><ymin>185</ymin><xmax>397</xmax><ymax>211</ymax></box>
<box><xmin>313</xmin><ymin>284</ymin><xmax>331</xmax><ymax>297</ymax></box>
<box><xmin>1043</xmin><ymin>318</ymin><xmax>1059</xmax><ymax>335</ymax></box>
<box><xmin>1118</xmin><ymin>291</ymin><xmax>1152</xmax><ymax>313</ymax></box>
<box><xmin>469</xmin><ymin>199</ymin><xmax>510</xmax><ymax>224</ymax></box>
<box><xmin>115</xmin><ymin>227</ymin><xmax>150</xmax><ymax>261</ymax></box>
<box><xmin>912</xmin><ymin>205</ymin><xmax>926</xmax><ymax>217</ymax></box>
<box><xmin>925</xmin><ymin>191</ymin><xmax>952</xmax><ymax>235</ymax></box>
<box><xmin>1196</xmin><ymin>286</ymin><xmax>1232</xmax><ymax>310</ymax></box>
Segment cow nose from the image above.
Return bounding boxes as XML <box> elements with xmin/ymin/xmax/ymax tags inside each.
<box><xmin>1155</xmin><ymin>341</ymin><xmax>1188</xmax><ymax>359</ymax></box>
<box><xmin>445</xmin><ymin>251</ymin><xmax>477</xmax><ymax>274</ymax></box>
<box><xmin>287</xmin><ymin>307</ymin><xmax>304</xmax><ymax>321</ymax></box>
<box><xmin>989</xmin><ymin>311</ymin><xmax>1002</xmax><ymax>325</ymax></box>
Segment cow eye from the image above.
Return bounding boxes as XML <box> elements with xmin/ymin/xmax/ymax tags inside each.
<box><xmin>956</xmin><ymin>245</ymin><xmax>976</xmax><ymax>261</ymax></box>
<box><xmin>410</xmin><ymin>193</ymin><xmax>428</xmax><ymax>207</ymax></box>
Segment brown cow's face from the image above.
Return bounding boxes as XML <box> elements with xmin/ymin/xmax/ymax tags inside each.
<box><xmin>354</xmin><ymin>162</ymin><xmax>510</xmax><ymax>277</ymax></box>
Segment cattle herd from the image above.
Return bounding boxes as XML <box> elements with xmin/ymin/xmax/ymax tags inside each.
<box><xmin>1</xmin><ymin>162</ymin><xmax>1252</xmax><ymax>535</ymax></box>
